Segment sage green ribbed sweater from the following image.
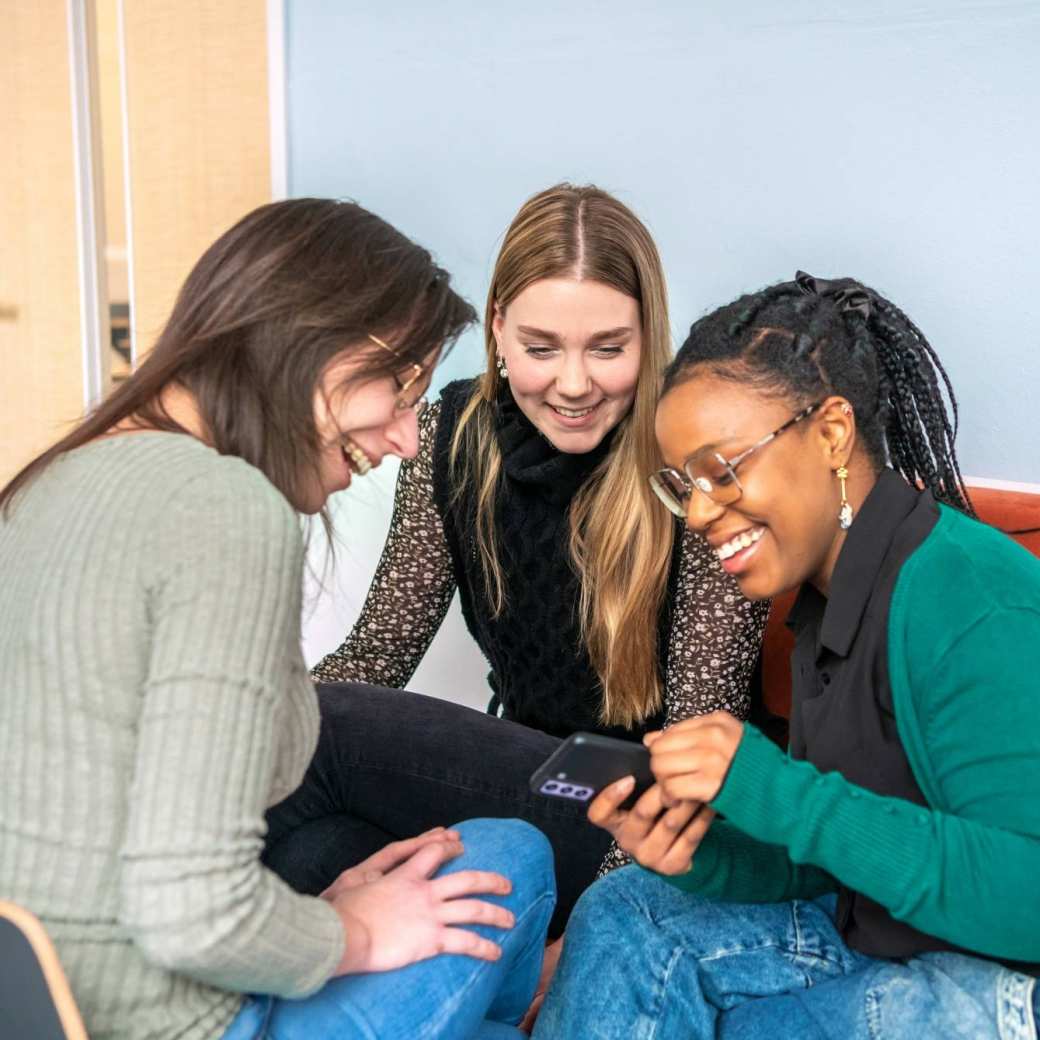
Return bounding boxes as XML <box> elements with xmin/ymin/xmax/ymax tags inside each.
<box><xmin>0</xmin><ymin>434</ymin><xmax>343</xmax><ymax>1040</ymax></box>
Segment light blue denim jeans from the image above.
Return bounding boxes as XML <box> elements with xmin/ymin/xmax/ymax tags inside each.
<box><xmin>223</xmin><ymin>818</ymin><xmax>556</xmax><ymax>1040</ymax></box>
<box><xmin>534</xmin><ymin>865</ymin><xmax>1039</xmax><ymax>1040</ymax></box>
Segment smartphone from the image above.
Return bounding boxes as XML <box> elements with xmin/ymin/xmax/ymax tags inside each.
<box><xmin>530</xmin><ymin>732</ymin><xmax>654</xmax><ymax>811</ymax></box>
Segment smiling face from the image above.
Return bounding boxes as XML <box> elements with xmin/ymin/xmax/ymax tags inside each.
<box><xmin>492</xmin><ymin>277</ymin><xmax>642</xmax><ymax>454</ymax></box>
<box><xmin>654</xmin><ymin>371</ymin><xmax>861</xmax><ymax>600</ymax></box>
<box><xmin>305</xmin><ymin>346</ymin><xmax>436</xmax><ymax>513</ymax></box>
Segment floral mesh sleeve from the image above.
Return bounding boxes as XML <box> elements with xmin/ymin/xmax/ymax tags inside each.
<box><xmin>597</xmin><ymin>526</ymin><xmax>770</xmax><ymax>876</ymax></box>
<box><xmin>310</xmin><ymin>401</ymin><xmax>457</xmax><ymax>688</ymax></box>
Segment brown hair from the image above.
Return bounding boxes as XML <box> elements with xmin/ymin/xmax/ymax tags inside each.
<box><xmin>1</xmin><ymin>198</ymin><xmax>475</xmax><ymax>517</ymax></box>
<box><xmin>450</xmin><ymin>183</ymin><xmax>674</xmax><ymax>728</ymax></box>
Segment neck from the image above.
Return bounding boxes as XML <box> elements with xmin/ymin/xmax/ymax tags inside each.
<box><xmin>809</xmin><ymin>462</ymin><xmax>878</xmax><ymax>597</ymax></box>
<box><xmin>110</xmin><ymin>384</ymin><xmax>208</xmax><ymax>444</ymax></box>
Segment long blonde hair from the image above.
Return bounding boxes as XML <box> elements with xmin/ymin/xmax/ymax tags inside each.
<box><xmin>450</xmin><ymin>184</ymin><xmax>674</xmax><ymax>728</ymax></box>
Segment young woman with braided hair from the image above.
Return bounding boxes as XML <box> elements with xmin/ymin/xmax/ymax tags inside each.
<box><xmin>535</xmin><ymin>272</ymin><xmax>1040</xmax><ymax>1039</ymax></box>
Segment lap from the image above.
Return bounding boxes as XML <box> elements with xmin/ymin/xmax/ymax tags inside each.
<box><xmin>264</xmin><ymin>683</ymin><xmax>610</xmax><ymax>936</ymax></box>
<box><xmin>229</xmin><ymin>818</ymin><xmax>556</xmax><ymax>1040</ymax></box>
<box><xmin>550</xmin><ymin>866</ymin><xmax>1038</xmax><ymax>1040</ymax></box>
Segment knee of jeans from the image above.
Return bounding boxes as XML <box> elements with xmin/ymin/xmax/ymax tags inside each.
<box><xmin>452</xmin><ymin>818</ymin><xmax>556</xmax><ymax>902</ymax></box>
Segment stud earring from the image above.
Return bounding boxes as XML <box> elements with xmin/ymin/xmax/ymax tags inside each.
<box><xmin>496</xmin><ymin>355</ymin><xmax>508</xmax><ymax>380</ymax></box>
<box><xmin>836</xmin><ymin>466</ymin><xmax>853</xmax><ymax>529</ymax></box>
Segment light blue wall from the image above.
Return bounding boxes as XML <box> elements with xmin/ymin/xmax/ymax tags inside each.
<box><xmin>286</xmin><ymin>0</ymin><xmax>1040</xmax><ymax>483</ymax></box>
<box><xmin>287</xmin><ymin>2</ymin><xmax>1040</xmax><ymax>692</ymax></box>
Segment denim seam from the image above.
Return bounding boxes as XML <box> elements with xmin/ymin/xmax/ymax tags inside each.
<box><xmin>997</xmin><ymin>971</ymin><xmax>1037</xmax><ymax>1040</ymax></box>
<box><xmin>640</xmin><ymin>945</ymin><xmax>686</xmax><ymax>1040</ymax></box>
<box><xmin>417</xmin><ymin>889</ymin><xmax>557</xmax><ymax>1040</ymax></box>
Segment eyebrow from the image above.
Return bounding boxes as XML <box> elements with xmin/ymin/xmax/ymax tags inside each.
<box><xmin>516</xmin><ymin>325</ymin><xmax>634</xmax><ymax>344</ymax></box>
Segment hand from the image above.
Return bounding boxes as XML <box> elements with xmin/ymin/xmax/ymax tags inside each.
<box><xmin>587</xmin><ymin>780</ymin><xmax>715</xmax><ymax>876</ymax></box>
<box><xmin>645</xmin><ymin>710</ymin><xmax>745</xmax><ymax>804</ymax></box>
<box><xmin>518</xmin><ymin>935</ymin><xmax>564</xmax><ymax>1034</ymax></box>
<box><xmin>320</xmin><ymin>826</ymin><xmax>460</xmax><ymax>901</ymax></box>
<box><xmin>330</xmin><ymin>838</ymin><xmax>515</xmax><ymax>975</ymax></box>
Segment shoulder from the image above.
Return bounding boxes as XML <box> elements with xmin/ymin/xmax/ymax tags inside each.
<box><xmin>897</xmin><ymin>505</ymin><xmax>1040</xmax><ymax>621</ymax></box>
<box><xmin>132</xmin><ymin>436</ymin><xmax>302</xmax><ymax>575</ymax></box>
<box><xmin>435</xmin><ymin>377</ymin><xmax>481</xmax><ymax>435</ymax></box>
<box><xmin>892</xmin><ymin>504</ymin><xmax>1040</xmax><ymax>672</ymax></box>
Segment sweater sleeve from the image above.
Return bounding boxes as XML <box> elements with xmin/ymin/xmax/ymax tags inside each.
<box><xmin>311</xmin><ymin>401</ymin><xmax>457</xmax><ymax>687</ymax></box>
<box><xmin>118</xmin><ymin>464</ymin><xmax>344</xmax><ymax>997</ymax></box>
<box><xmin>655</xmin><ymin>818</ymin><xmax>836</xmax><ymax>903</ymax></box>
<box><xmin>711</xmin><ymin>669</ymin><xmax>1040</xmax><ymax>962</ymax></box>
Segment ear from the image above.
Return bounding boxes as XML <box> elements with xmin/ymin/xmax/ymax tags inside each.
<box><xmin>491</xmin><ymin>300</ymin><xmax>505</xmax><ymax>350</ymax></box>
<box><xmin>815</xmin><ymin>396</ymin><xmax>856</xmax><ymax>470</ymax></box>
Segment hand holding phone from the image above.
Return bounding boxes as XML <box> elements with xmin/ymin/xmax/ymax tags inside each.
<box><xmin>529</xmin><ymin>732</ymin><xmax>654</xmax><ymax>810</ymax></box>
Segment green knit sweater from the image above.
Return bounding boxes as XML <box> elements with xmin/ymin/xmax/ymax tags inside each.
<box><xmin>0</xmin><ymin>435</ymin><xmax>343</xmax><ymax>1040</ymax></box>
<box><xmin>663</xmin><ymin>505</ymin><xmax>1040</xmax><ymax>963</ymax></box>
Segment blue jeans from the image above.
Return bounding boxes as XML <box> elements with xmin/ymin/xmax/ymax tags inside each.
<box><xmin>534</xmin><ymin>865</ymin><xmax>1039</xmax><ymax>1040</ymax></box>
<box><xmin>224</xmin><ymin>818</ymin><xmax>556</xmax><ymax>1040</ymax></box>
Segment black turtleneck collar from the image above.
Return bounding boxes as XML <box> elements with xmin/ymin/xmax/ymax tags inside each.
<box><xmin>495</xmin><ymin>382</ymin><xmax>618</xmax><ymax>505</ymax></box>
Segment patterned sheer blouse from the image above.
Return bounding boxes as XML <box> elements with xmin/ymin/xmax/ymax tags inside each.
<box><xmin>311</xmin><ymin>398</ymin><xmax>770</xmax><ymax>872</ymax></box>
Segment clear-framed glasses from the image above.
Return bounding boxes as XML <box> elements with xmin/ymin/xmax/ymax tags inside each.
<box><xmin>367</xmin><ymin>333</ymin><xmax>429</xmax><ymax>416</ymax></box>
<box><xmin>648</xmin><ymin>401</ymin><xmax>822</xmax><ymax>518</ymax></box>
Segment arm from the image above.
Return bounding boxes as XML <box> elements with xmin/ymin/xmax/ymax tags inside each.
<box><xmin>597</xmin><ymin>529</ymin><xmax>768</xmax><ymax>878</ymax></box>
<box><xmin>311</xmin><ymin>401</ymin><xmax>457</xmax><ymax>687</ymax></box>
<box><xmin>712</xmin><ymin>600</ymin><xmax>1040</xmax><ymax>961</ymax></box>
<box><xmin>663</xmin><ymin>526</ymin><xmax>770</xmax><ymax>726</ymax></box>
<box><xmin>658</xmin><ymin>819</ymin><xmax>835</xmax><ymax>904</ymax></box>
<box><xmin>119</xmin><ymin>466</ymin><xmax>343</xmax><ymax>997</ymax></box>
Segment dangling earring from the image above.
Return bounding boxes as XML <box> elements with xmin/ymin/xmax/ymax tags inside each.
<box><xmin>836</xmin><ymin>466</ymin><xmax>853</xmax><ymax>529</ymax></box>
<box><xmin>496</xmin><ymin>355</ymin><xmax>508</xmax><ymax>380</ymax></box>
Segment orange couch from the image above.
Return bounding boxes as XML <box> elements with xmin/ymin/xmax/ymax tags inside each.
<box><xmin>761</xmin><ymin>485</ymin><xmax>1040</xmax><ymax>719</ymax></box>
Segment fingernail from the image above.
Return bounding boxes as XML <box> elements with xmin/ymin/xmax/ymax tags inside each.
<box><xmin>617</xmin><ymin>776</ymin><xmax>635</xmax><ymax>793</ymax></box>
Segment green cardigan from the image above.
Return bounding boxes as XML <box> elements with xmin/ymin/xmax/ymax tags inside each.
<box><xmin>661</xmin><ymin>505</ymin><xmax>1040</xmax><ymax>963</ymax></box>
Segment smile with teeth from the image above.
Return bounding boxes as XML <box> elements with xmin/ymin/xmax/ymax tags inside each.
<box><xmin>716</xmin><ymin>526</ymin><xmax>765</xmax><ymax>561</ymax></box>
<box><xmin>341</xmin><ymin>438</ymin><xmax>373</xmax><ymax>476</ymax></box>
<box><xmin>550</xmin><ymin>402</ymin><xmax>601</xmax><ymax>419</ymax></box>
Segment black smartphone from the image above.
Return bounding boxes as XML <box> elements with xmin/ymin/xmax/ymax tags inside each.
<box><xmin>530</xmin><ymin>732</ymin><xmax>654</xmax><ymax>811</ymax></box>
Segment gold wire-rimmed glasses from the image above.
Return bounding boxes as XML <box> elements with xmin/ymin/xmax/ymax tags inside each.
<box><xmin>648</xmin><ymin>401</ymin><xmax>823</xmax><ymax>517</ymax></box>
<box><xmin>367</xmin><ymin>333</ymin><xmax>429</xmax><ymax>416</ymax></box>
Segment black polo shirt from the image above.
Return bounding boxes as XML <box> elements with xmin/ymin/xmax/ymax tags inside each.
<box><xmin>785</xmin><ymin>469</ymin><xmax>954</xmax><ymax>959</ymax></box>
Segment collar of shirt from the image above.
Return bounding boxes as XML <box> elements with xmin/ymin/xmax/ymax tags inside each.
<box><xmin>786</xmin><ymin>469</ymin><xmax>925</xmax><ymax>658</ymax></box>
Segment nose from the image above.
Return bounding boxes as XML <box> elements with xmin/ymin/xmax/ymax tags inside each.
<box><xmin>555</xmin><ymin>353</ymin><xmax>592</xmax><ymax>399</ymax></box>
<box><xmin>684</xmin><ymin>487</ymin><xmax>726</xmax><ymax>534</ymax></box>
<box><xmin>383</xmin><ymin>407</ymin><xmax>420</xmax><ymax>460</ymax></box>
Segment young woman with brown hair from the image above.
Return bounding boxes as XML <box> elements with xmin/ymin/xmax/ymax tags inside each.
<box><xmin>0</xmin><ymin>198</ymin><xmax>558</xmax><ymax>1040</ymax></box>
<box><xmin>269</xmin><ymin>185</ymin><xmax>768</xmax><ymax>944</ymax></box>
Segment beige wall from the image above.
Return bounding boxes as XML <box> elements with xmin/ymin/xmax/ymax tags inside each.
<box><xmin>0</xmin><ymin>2</ymin><xmax>86</xmax><ymax>482</ymax></box>
<box><xmin>122</xmin><ymin>0</ymin><xmax>272</xmax><ymax>356</ymax></box>
<box><xmin>1</xmin><ymin>0</ymin><xmax>271</xmax><ymax>483</ymax></box>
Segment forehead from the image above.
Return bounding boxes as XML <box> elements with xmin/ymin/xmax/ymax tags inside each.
<box><xmin>654</xmin><ymin>373</ymin><xmax>796</xmax><ymax>465</ymax></box>
<box><xmin>505</xmin><ymin>277</ymin><xmax>639</xmax><ymax>336</ymax></box>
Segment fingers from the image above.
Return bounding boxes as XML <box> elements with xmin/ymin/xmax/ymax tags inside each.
<box><xmin>362</xmin><ymin>827</ymin><xmax>460</xmax><ymax>875</ymax></box>
<box><xmin>436</xmin><ymin>926</ymin><xmax>502</xmax><ymax>962</ymax></box>
<box><xmin>430</xmin><ymin>869</ymin><xmax>512</xmax><ymax>901</ymax></box>
<box><xmin>628</xmin><ymin>797</ymin><xmax>703</xmax><ymax>868</ymax></box>
<box><xmin>655</xmin><ymin>807</ymin><xmax>717</xmax><ymax>876</ymax></box>
<box><xmin>438</xmin><ymin>898</ymin><xmax>515</xmax><ymax>930</ymax></box>
<box><xmin>397</xmin><ymin>839</ymin><xmax>465</xmax><ymax>880</ymax></box>
<box><xmin>587</xmin><ymin>775</ymin><xmax>636</xmax><ymax>832</ymax></box>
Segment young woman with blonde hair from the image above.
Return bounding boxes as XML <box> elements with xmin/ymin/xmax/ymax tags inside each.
<box><xmin>266</xmin><ymin>185</ymin><xmax>768</xmax><ymax>943</ymax></box>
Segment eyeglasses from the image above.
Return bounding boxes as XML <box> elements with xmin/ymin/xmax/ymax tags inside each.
<box><xmin>648</xmin><ymin>401</ymin><xmax>822</xmax><ymax>517</ymax></box>
<box><xmin>367</xmin><ymin>334</ymin><xmax>429</xmax><ymax>416</ymax></box>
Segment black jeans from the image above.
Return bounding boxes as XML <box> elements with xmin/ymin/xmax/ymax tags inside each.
<box><xmin>263</xmin><ymin>682</ymin><xmax>611</xmax><ymax>938</ymax></box>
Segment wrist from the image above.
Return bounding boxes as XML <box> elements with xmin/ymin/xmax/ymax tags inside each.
<box><xmin>333</xmin><ymin>904</ymin><xmax>372</xmax><ymax>975</ymax></box>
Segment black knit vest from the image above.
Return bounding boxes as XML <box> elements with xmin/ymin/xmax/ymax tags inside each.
<box><xmin>432</xmin><ymin>379</ymin><xmax>669</xmax><ymax>741</ymax></box>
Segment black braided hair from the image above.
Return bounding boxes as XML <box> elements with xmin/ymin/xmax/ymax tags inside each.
<box><xmin>664</xmin><ymin>275</ymin><xmax>975</xmax><ymax>515</ymax></box>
